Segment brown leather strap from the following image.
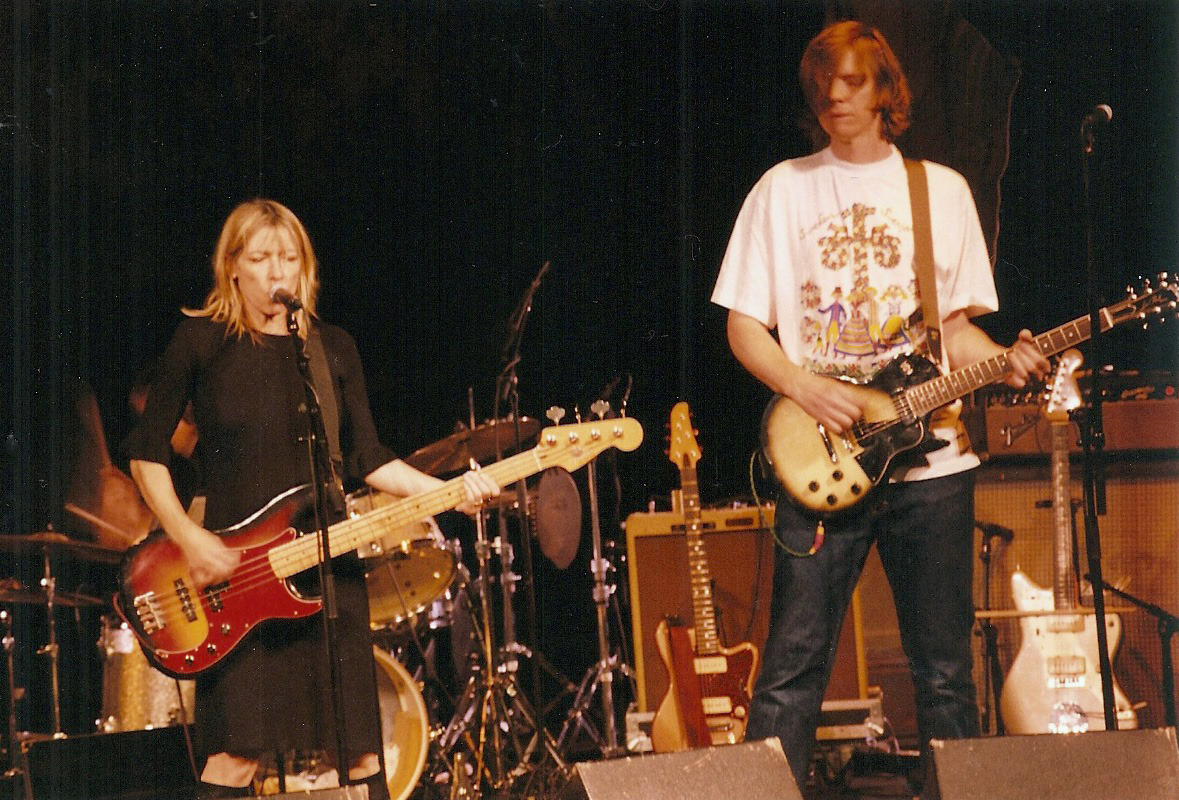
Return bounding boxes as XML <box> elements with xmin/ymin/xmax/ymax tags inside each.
<box><xmin>905</xmin><ymin>158</ymin><xmax>942</xmax><ymax>363</ymax></box>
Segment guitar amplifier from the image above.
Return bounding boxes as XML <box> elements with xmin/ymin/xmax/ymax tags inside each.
<box><xmin>625</xmin><ymin>504</ymin><xmax>867</xmax><ymax>714</ymax></box>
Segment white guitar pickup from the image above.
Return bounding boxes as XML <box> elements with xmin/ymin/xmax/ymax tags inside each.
<box><xmin>694</xmin><ymin>655</ymin><xmax>727</xmax><ymax>675</ymax></box>
<box><xmin>702</xmin><ymin>696</ymin><xmax>734</xmax><ymax>716</ymax></box>
<box><xmin>1047</xmin><ymin>654</ymin><xmax>1087</xmax><ymax>678</ymax></box>
<box><xmin>133</xmin><ymin>591</ymin><xmax>164</xmax><ymax>633</ymax></box>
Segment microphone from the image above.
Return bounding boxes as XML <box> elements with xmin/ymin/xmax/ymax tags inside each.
<box><xmin>976</xmin><ymin>521</ymin><xmax>1015</xmax><ymax>543</ymax></box>
<box><xmin>1081</xmin><ymin>104</ymin><xmax>1113</xmax><ymax>130</ymax></box>
<box><xmin>270</xmin><ymin>286</ymin><xmax>303</xmax><ymax>312</ymax></box>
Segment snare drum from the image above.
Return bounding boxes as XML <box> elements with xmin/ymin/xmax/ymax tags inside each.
<box><xmin>98</xmin><ymin>614</ymin><xmax>195</xmax><ymax>732</ymax></box>
<box><xmin>366</xmin><ymin>539</ymin><xmax>462</xmax><ymax>632</ymax></box>
<box><xmin>346</xmin><ymin>487</ymin><xmax>463</xmax><ymax>633</ymax></box>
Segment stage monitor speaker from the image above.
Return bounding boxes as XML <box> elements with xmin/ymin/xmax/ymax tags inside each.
<box><xmin>560</xmin><ymin>738</ymin><xmax>801</xmax><ymax>800</ymax></box>
<box><xmin>926</xmin><ymin>728</ymin><xmax>1179</xmax><ymax>800</ymax></box>
<box><xmin>23</xmin><ymin>726</ymin><xmax>196</xmax><ymax>800</ymax></box>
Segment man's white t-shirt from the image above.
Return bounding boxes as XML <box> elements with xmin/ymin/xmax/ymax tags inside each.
<box><xmin>712</xmin><ymin>145</ymin><xmax>999</xmax><ymax>481</ymax></box>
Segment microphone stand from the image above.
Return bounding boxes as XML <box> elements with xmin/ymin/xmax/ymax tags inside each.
<box><xmin>975</xmin><ymin>523</ymin><xmax>1008</xmax><ymax>735</ymax></box>
<box><xmin>1078</xmin><ymin>112</ymin><xmax>1118</xmax><ymax>731</ymax></box>
<box><xmin>493</xmin><ymin>260</ymin><xmax>550</xmax><ymax>710</ymax></box>
<box><xmin>1087</xmin><ymin>577</ymin><xmax>1178</xmax><ymax>728</ymax></box>
<box><xmin>286</xmin><ymin>309</ymin><xmax>353</xmax><ymax>784</ymax></box>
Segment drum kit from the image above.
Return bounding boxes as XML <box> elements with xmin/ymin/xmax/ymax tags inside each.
<box><xmin>352</xmin><ymin>412</ymin><xmax>594</xmax><ymax>799</ymax></box>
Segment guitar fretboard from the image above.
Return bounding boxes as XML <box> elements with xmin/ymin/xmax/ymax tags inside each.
<box><xmin>905</xmin><ymin>310</ymin><xmax>1106</xmax><ymax>416</ymax></box>
<box><xmin>1050</xmin><ymin>422</ymin><xmax>1078</xmax><ymax>611</ymax></box>
<box><xmin>680</xmin><ymin>462</ymin><xmax>720</xmax><ymax>656</ymax></box>
<box><xmin>263</xmin><ymin>418</ymin><xmax>641</xmax><ymax>579</ymax></box>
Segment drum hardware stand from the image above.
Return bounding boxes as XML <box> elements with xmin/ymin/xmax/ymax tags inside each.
<box><xmin>3</xmin><ymin>609</ymin><xmax>33</xmax><ymax>800</ymax></box>
<box><xmin>553</xmin><ymin>401</ymin><xmax>633</xmax><ymax>760</ymax></box>
<box><xmin>493</xmin><ymin>495</ymin><xmax>578</xmax><ymax>727</ymax></box>
<box><xmin>435</xmin><ymin>484</ymin><xmax>564</xmax><ymax>796</ymax></box>
<box><xmin>33</xmin><ymin>549</ymin><xmax>66</xmax><ymax>740</ymax></box>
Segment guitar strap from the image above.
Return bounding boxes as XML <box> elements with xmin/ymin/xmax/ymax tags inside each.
<box><xmin>904</xmin><ymin>158</ymin><xmax>942</xmax><ymax>364</ymax></box>
<box><xmin>306</xmin><ymin>327</ymin><xmax>346</xmax><ymax>500</ymax></box>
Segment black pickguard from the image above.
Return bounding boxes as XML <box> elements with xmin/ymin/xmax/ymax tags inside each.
<box><xmin>854</xmin><ymin>352</ymin><xmax>949</xmax><ymax>481</ymax></box>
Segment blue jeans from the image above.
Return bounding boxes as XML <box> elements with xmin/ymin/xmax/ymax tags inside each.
<box><xmin>746</xmin><ymin>469</ymin><xmax>980</xmax><ymax>787</ymax></box>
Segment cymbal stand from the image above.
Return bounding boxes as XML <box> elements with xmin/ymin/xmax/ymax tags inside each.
<box><xmin>436</xmin><ymin>497</ymin><xmax>564</xmax><ymax>795</ymax></box>
<box><xmin>34</xmin><ymin>549</ymin><xmax>65</xmax><ymax>739</ymax></box>
<box><xmin>555</xmin><ymin>401</ymin><xmax>632</xmax><ymax>760</ymax></box>
<box><xmin>3</xmin><ymin>608</ymin><xmax>33</xmax><ymax>800</ymax></box>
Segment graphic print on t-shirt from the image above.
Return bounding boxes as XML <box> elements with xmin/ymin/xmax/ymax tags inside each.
<box><xmin>799</xmin><ymin>201</ymin><xmax>928</xmax><ymax>383</ymax></box>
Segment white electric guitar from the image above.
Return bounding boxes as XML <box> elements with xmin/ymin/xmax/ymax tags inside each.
<box><xmin>1000</xmin><ymin>349</ymin><xmax>1137</xmax><ymax>733</ymax></box>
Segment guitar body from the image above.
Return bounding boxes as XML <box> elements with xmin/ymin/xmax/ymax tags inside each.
<box><xmin>1000</xmin><ymin>571</ymin><xmax>1137</xmax><ymax>733</ymax></box>
<box><xmin>115</xmin><ymin>485</ymin><xmax>328</xmax><ymax>679</ymax></box>
<box><xmin>762</xmin><ymin>352</ymin><xmax>941</xmax><ymax>514</ymax></box>
<box><xmin>651</xmin><ymin>619</ymin><xmax>758</xmax><ymax>752</ymax></box>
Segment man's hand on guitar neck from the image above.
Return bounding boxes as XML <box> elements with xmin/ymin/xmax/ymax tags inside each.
<box><xmin>942</xmin><ymin>312</ymin><xmax>1050</xmax><ymax>389</ymax></box>
<box><xmin>1005</xmin><ymin>328</ymin><xmax>1050</xmax><ymax>388</ymax></box>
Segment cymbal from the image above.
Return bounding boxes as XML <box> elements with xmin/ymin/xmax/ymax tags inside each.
<box><xmin>0</xmin><ymin>579</ymin><xmax>105</xmax><ymax>607</ymax></box>
<box><xmin>0</xmin><ymin>532</ymin><xmax>124</xmax><ymax>565</ymax></box>
<box><xmin>405</xmin><ymin>416</ymin><xmax>541</xmax><ymax>476</ymax></box>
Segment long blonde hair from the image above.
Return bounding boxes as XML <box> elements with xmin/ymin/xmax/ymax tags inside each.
<box><xmin>185</xmin><ymin>198</ymin><xmax>319</xmax><ymax>339</ymax></box>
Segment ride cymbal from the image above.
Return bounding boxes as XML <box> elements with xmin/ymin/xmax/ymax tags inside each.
<box><xmin>404</xmin><ymin>416</ymin><xmax>540</xmax><ymax>476</ymax></box>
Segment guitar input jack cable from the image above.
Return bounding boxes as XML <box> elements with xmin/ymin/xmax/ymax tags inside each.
<box><xmin>748</xmin><ymin>450</ymin><xmax>826</xmax><ymax>558</ymax></box>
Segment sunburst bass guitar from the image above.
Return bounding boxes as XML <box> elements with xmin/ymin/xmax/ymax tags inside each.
<box><xmin>762</xmin><ymin>278</ymin><xmax>1176</xmax><ymax>514</ymax></box>
<box><xmin>115</xmin><ymin>418</ymin><xmax>643</xmax><ymax>679</ymax></box>
<box><xmin>651</xmin><ymin>402</ymin><xmax>759</xmax><ymax>752</ymax></box>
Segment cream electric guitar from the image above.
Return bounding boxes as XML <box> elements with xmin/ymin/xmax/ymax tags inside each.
<box><xmin>1000</xmin><ymin>349</ymin><xmax>1137</xmax><ymax>733</ymax></box>
<box><xmin>650</xmin><ymin>402</ymin><xmax>759</xmax><ymax>752</ymax></box>
<box><xmin>762</xmin><ymin>278</ymin><xmax>1177</xmax><ymax>515</ymax></box>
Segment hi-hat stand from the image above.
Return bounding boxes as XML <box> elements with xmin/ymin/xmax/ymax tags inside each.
<box><xmin>555</xmin><ymin>400</ymin><xmax>634</xmax><ymax>760</ymax></box>
<box><xmin>436</xmin><ymin>492</ymin><xmax>565</xmax><ymax>796</ymax></box>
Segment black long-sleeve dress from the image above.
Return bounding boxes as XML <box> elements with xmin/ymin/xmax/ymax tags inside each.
<box><xmin>128</xmin><ymin>315</ymin><xmax>393</xmax><ymax>759</ymax></box>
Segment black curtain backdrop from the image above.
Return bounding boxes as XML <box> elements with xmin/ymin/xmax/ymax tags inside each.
<box><xmin>4</xmin><ymin>0</ymin><xmax>1177</xmax><ymax>734</ymax></box>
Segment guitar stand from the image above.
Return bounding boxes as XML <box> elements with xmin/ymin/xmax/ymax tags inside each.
<box><xmin>1087</xmin><ymin>577</ymin><xmax>1179</xmax><ymax>728</ymax></box>
<box><xmin>553</xmin><ymin>401</ymin><xmax>634</xmax><ymax>761</ymax></box>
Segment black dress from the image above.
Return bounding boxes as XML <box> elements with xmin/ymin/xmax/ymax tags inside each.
<box><xmin>128</xmin><ymin>316</ymin><xmax>393</xmax><ymax>759</ymax></box>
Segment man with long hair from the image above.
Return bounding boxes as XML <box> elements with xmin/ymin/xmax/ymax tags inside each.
<box><xmin>712</xmin><ymin>21</ymin><xmax>1047</xmax><ymax>792</ymax></box>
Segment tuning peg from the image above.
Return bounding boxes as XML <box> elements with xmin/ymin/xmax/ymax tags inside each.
<box><xmin>546</xmin><ymin>405</ymin><xmax>565</xmax><ymax>425</ymax></box>
<box><xmin>590</xmin><ymin>399</ymin><xmax>610</xmax><ymax>420</ymax></box>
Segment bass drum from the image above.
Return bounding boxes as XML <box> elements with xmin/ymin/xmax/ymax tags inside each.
<box><xmin>374</xmin><ymin>646</ymin><xmax>429</xmax><ymax>800</ymax></box>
